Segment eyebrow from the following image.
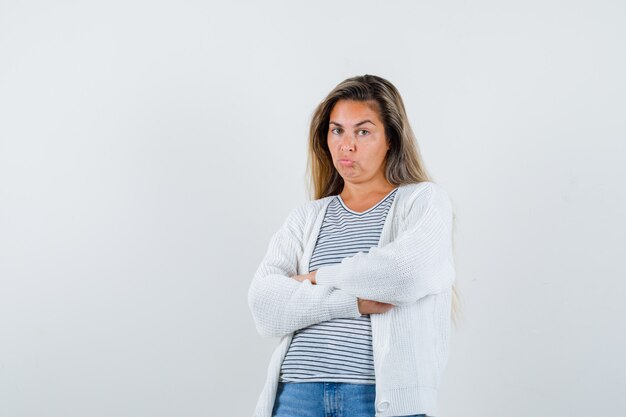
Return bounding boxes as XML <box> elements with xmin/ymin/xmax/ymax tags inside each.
<box><xmin>329</xmin><ymin>120</ymin><xmax>376</xmax><ymax>127</ymax></box>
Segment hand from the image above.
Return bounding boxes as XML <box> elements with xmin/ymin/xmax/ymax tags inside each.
<box><xmin>357</xmin><ymin>298</ymin><xmax>394</xmax><ymax>315</ymax></box>
<box><xmin>291</xmin><ymin>270</ymin><xmax>317</xmax><ymax>284</ymax></box>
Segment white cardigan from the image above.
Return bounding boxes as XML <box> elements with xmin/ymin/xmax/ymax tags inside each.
<box><xmin>248</xmin><ymin>181</ymin><xmax>455</xmax><ymax>417</ymax></box>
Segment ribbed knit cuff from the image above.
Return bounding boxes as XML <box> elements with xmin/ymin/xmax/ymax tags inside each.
<box><xmin>315</xmin><ymin>264</ymin><xmax>342</xmax><ymax>288</ymax></box>
<box><xmin>325</xmin><ymin>289</ymin><xmax>361</xmax><ymax>319</ymax></box>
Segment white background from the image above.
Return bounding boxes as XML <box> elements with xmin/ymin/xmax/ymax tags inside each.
<box><xmin>1</xmin><ymin>1</ymin><xmax>624</xmax><ymax>416</ymax></box>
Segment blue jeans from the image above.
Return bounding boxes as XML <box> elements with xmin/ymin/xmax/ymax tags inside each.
<box><xmin>271</xmin><ymin>381</ymin><xmax>427</xmax><ymax>417</ymax></box>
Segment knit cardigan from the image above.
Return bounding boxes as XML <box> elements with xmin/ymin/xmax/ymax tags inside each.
<box><xmin>248</xmin><ymin>181</ymin><xmax>455</xmax><ymax>417</ymax></box>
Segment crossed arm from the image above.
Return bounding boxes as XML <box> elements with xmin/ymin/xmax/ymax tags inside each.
<box><xmin>247</xmin><ymin>183</ymin><xmax>455</xmax><ymax>338</ymax></box>
<box><xmin>292</xmin><ymin>270</ymin><xmax>394</xmax><ymax>316</ymax></box>
<box><xmin>247</xmin><ymin>205</ymin><xmax>362</xmax><ymax>338</ymax></box>
<box><xmin>314</xmin><ymin>183</ymin><xmax>455</xmax><ymax>305</ymax></box>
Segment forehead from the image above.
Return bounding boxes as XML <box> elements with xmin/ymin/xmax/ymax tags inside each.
<box><xmin>329</xmin><ymin>100</ymin><xmax>382</xmax><ymax>123</ymax></box>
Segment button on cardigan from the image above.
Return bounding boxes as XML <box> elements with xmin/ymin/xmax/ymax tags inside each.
<box><xmin>248</xmin><ymin>181</ymin><xmax>455</xmax><ymax>417</ymax></box>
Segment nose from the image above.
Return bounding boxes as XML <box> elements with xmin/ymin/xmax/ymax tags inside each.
<box><xmin>340</xmin><ymin>135</ymin><xmax>356</xmax><ymax>152</ymax></box>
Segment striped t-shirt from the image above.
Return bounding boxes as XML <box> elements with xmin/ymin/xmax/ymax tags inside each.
<box><xmin>278</xmin><ymin>187</ymin><xmax>399</xmax><ymax>384</ymax></box>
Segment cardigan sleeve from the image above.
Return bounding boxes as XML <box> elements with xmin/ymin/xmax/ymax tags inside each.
<box><xmin>247</xmin><ymin>203</ymin><xmax>362</xmax><ymax>338</ymax></box>
<box><xmin>314</xmin><ymin>182</ymin><xmax>455</xmax><ymax>306</ymax></box>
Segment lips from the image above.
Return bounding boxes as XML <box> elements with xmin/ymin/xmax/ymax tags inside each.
<box><xmin>339</xmin><ymin>159</ymin><xmax>354</xmax><ymax>166</ymax></box>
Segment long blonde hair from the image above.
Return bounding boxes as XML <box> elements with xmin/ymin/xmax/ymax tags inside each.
<box><xmin>305</xmin><ymin>74</ymin><xmax>463</xmax><ymax>326</ymax></box>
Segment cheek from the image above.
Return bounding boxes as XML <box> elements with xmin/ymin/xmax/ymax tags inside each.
<box><xmin>327</xmin><ymin>137</ymin><xmax>337</xmax><ymax>152</ymax></box>
<box><xmin>366</xmin><ymin>144</ymin><xmax>388</xmax><ymax>162</ymax></box>
<box><xmin>364</xmin><ymin>153</ymin><xmax>386</xmax><ymax>170</ymax></box>
<box><xmin>327</xmin><ymin>142</ymin><xmax>338</xmax><ymax>157</ymax></box>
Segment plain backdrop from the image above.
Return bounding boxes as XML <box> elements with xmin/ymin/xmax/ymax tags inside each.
<box><xmin>1</xmin><ymin>1</ymin><xmax>625</xmax><ymax>416</ymax></box>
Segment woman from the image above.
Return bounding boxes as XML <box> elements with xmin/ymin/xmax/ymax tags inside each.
<box><xmin>248</xmin><ymin>74</ymin><xmax>459</xmax><ymax>417</ymax></box>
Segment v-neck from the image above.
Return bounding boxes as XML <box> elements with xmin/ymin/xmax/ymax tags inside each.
<box><xmin>337</xmin><ymin>187</ymin><xmax>398</xmax><ymax>215</ymax></box>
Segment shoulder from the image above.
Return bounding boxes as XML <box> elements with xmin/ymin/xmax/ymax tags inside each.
<box><xmin>282</xmin><ymin>195</ymin><xmax>334</xmax><ymax>230</ymax></box>
<box><xmin>397</xmin><ymin>181</ymin><xmax>453</xmax><ymax>223</ymax></box>
<box><xmin>398</xmin><ymin>181</ymin><xmax>450</xmax><ymax>202</ymax></box>
<box><xmin>293</xmin><ymin>195</ymin><xmax>333</xmax><ymax>217</ymax></box>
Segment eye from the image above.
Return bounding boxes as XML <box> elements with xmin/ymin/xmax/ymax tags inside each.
<box><xmin>330</xmin><ymin>127</ymin><xmax>342</xmax><ymax>135</ymax></box>
<box><xmin>357</xmin><ymin>129</ymin><xmax>369</xmax><ymax>136</ymax></box>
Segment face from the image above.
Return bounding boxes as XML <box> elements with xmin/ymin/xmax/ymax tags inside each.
<box><xmin>327</xmin><ymin>99</ymin><xmax>390</xmax><ymax>185</ymax></box>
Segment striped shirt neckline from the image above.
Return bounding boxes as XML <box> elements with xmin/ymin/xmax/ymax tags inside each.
<box><xmin>336</xmin><ymin>187</ymin><xmax>399</xmax><ymax>215</ymax></box>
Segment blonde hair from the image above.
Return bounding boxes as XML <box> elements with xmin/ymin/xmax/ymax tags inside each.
<box><xmin>305</xmin><ymin>74</ymin><xmax>463</xmax><ymax>326</ymax></box>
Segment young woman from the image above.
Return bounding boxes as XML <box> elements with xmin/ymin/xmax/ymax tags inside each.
<box><xmin>248</xmin><ymin>74</ymin><xmax>459</xmax><ymax>417</ymax></box>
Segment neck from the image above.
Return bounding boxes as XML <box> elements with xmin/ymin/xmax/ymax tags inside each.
<box><xmin>340</xmin><ymin>178</ymin><xmax>396</xmax><ymax>201</ymax></box>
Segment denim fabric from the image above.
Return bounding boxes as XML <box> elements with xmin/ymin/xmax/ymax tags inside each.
<box><xmin>271</xmin><ymin>381</ymin><xmax>427</xmax><ymax>417</ymax></box>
